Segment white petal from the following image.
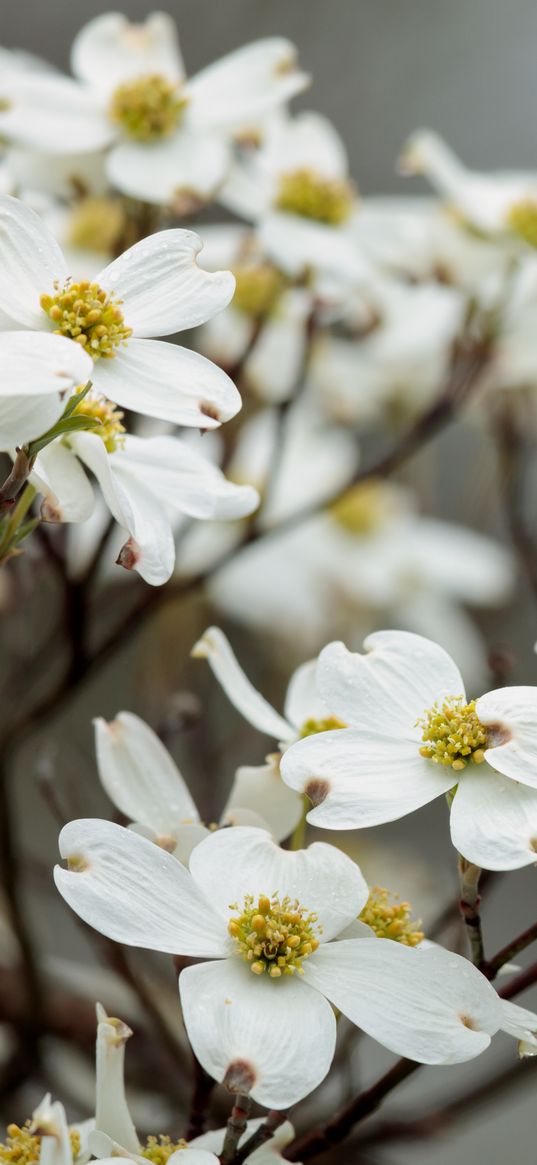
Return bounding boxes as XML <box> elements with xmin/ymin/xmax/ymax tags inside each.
<box><xmin>0</xmin><ymin>194</ymin><xmax>67</xmax><ymax>327</ymax></box>
<box><xmin>92</xmin><ymin>343</ymin><xmax>241</xmax><ymax>428</ymax></box>
<box><xmin>191</xmin><ymin>626</ymin><xmax>292</xmax><ymax>740</ymax></box>
<box><xmin>97</xmin><ymin>230</ymin><xmax>235</xmax><ymax>337</ymax></box>
<box><xmin>95</xmin><ymin>1006</ymin><xmax>139</xmax><ymax>1152</ymax></box>
<box><xmin>72</xmin><ymin>12</ymin><xmax>185</xmax><ymax>92</ymax></box>
<box><xmin>477</xmin><ymin>687</ymin><xmax>537</xmax><ymax>787</ymax></box>
<box><xmin>283</xmin><ymin>659</ymin><xmax>327</xmax><ymax>731</ymax></box>
<box><xmin>259</xmin><ymin>212</ymin><xmax>364</xmax><ymax>282</ymax></box>
<box><xmin>188</xmin><ymin>826</ymin><xmax>368</xmax><ymax>940</ymax></box>
<box><xmin>31</xmin><ymin>441</ymin><xmax>95</xmax><ymax>523</ymax></box>
<box><xmin>280</xmin><ymin>728</ymin><xmax>452</xmax><ymax>829</ymax></box>
<box><xmin>171</xmin><ymin>1153</ymin><xmax>217</xmax><ymax>1165</ymax></box>
<box><xmin>499</xmin><ymin>999</ymin><xmax>537</xmax><ymax>1047</ymax></box>
<box><xmin>54</xmin><ymin>818</ymin><xmax>227</xmax><ymax>956</ymax></box>
<box><xmin>70</xmin><ymin>431</ymin><xmax>175</xmax><ymax>586</ymax></box>
<box><xmin>266</xmin><ymin>110</ymin><xmax>348</xmax><ymax>178</ymax></box>
<box><xmin>244</xmin><ymin>289</ymin><xmax>310</xmax><ymax>404</ymax></box>
<box><xmin>179</xmin><ymin>957</ymin><xmax>335</xmax><ymax>1108</ymax></box>
<box><xmin>303</xmin><ymin>940</ymin><xmax>501</xmax><ymax>1064</ymax></box>
<box><xmin>190</xmin><ymin>1118</ymin><xmax>295</xmax><ymax>1160</ymax></box>
<box><xmin>106</xmin><ymin>132</ymin><xmax>229</xmax><ymax>206</ymax></box>
<box><xmin>0</xmin><ymin>76</ymin><xmax>112</xmax><ymax>154</ymax></box>
<box><xmin>222</xmin><ymin>760</ymin><xmax>304</xmax><ymax>843</ymax></box>
<box><xmin>94</xmin><ymin>712</ymin><xmax>199</xmax><ymax>836</ymax></box>
<box><xmin>0</xmin><ymin>331</ymin><xmax>92</xmax><ymax>396</ymax></box>
<box><xmin>450</xmin><ymin>767</ymin><xmax>537</xmax><ymax>870</ymax></box>
<box><xmin>0</xmin><ymin>396</ymin><xmax>64</xmax><ymax>449</ymax></box>
<box><xmin>186</xmin><ymin>40</ymin><xmax>309</xmax><ymax>131</ymax></box>
<box><xmin>408</xmin><ymin>518</ymin><xmax>515</xmax><ymax>607</ymax></box>
<box><xmin>316</xmin><ymin>632</ymin><xmax>465</xmax><ymax>732</ymax></box>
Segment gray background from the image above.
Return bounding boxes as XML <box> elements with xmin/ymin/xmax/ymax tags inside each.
<box><xmin>4</xmin><ymin>2</ymin><xmax>537</xmax><ymax>1163</ymax></box>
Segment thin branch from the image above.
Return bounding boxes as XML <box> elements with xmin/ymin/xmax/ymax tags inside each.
<box><xmin>220</xmin><ymin>1094</ymin><xmax>251</xmax><ymax>1164</ymax></box>
<box><xmin>484</xmin><ymin>920</ymin><xmax>537</xmax><ymax>980</ymax></box>
<box><xmin>234</xmin><ymin>1111</ymin><xmax>288</xmax><ymax>1165</ymax></box>
<box><xmin>499</xmin><ymin>958</ymin><xmax>537</xmax><ymax>1000</ymax></box>
<box><xmin>458</xmin><ymin>857</ymin><xmax>486</xmax><ymax>969</ymax></box>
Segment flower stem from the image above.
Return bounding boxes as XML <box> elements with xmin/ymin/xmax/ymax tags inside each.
<box><xmin>234</xmin><ymin>1111</ymin><xmax>287</xmax><ymax>1165</ymax></box>
<box><xmin>458</xmin><ymin>855</ymin><xmax>485</xmax><ymax>969</ymax></box>
<box><xmin>0</xmin><ymin>482</ymin><xmax>36</xmax><ymax>560</ymax></box>
<box><xmin>220</xmin><ymin>1094</ymin><xmax>251</xmax><ymax>1164</ymax></box>
<box><xmin>290</xmin><ymin>794</ymin><xmax>309</xmax><ymax>850</ymax></box>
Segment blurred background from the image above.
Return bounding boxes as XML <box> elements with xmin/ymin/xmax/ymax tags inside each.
<box><xmin>2</xmin><ymin>2</ymin><xmax>537</xmax><ymax>1163</ymax></box>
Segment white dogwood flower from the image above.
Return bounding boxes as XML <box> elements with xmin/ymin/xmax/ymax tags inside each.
<box><xmin>55</xmin><ymin>821</ymin><xmax>537</xmax><ymax>1108</ymax></box>
<box><xmin>0</xmin><ymin>194</ymin><xmax>241</xmax><ymax>431</ymax></box>
<box><xmin>0</xmin><ymin>13</ymin><xmax>308</xmax><ymax>207</ymax></box>
<box><xmin>94</xmin><ymin>710</ymin><xmax>302</xmax><ymax>858</ymax></box>
<box><xmin>0</xmin><ymin>330</ymin><xmax>93</xmax><ymax>447</ymax></box>
<box><xmin>281</xmin><ymin>630</ymin><xmax>537</xmax><ymax>870</ymax></box>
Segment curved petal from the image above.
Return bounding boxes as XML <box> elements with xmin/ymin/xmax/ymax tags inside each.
<box><xmin>95</xmin><ymin>1005</ymin><xmax>139</xmax><ymax>1152</ymax></box>
<box><xmin>106</xmin><ymin>131</ymin><xmax>229</xmax><ymax>206</ymax></box>
<box><xmin>280</xmin><ymin>729</ymin><xmax>452</xmax><ymax>829</ymax></box>
<box><xmin>179</xmin><ymin>957</ymin><xmax>335</xmax><ymax>1108</ymax></box>
<box><xmin>316</xmin><ymin>633</ymin><xmax>465</xmax><ymax>733</ymax></box>
<box><xmin>450</xmin><ymin>767</ymin><xmax>537</xmax><ymax>870</ymax></box>
<box><xmin>70</xmin><ymin>431</ymin><xmax>175</xmax><ymax>586</ymax></box>
<box><xmin>499</xmin><ymin>999</ymin><xmax>537</xmax><ymax>1048</ymax></box>
<box><xmin>72</xmin><ymin>12</ymin><xmax>184</xmax><ymax>92</ymax></box>
<box><xmin>259</xmin><ymin>213</ymin><xmax>364</xmax><ymax>283</ymax></box>
<box><xmin>244</xmin><ymin>289</ymin><xmax>310</xmax><ymax>404</ymax></box>
<box><xmin>0</xmin><ymin>76</ymin><xmax>112</xmax><ymax>154</ymax></box>
<box><xmin>54</xmin><ymin>818</ymin><xmax>228</xmax><ymax>957</ymax></box>
<box><xmin>222</xmin><ymin>760</ymin><xmax>304</xmax><ymax>843</ymax></box>
<box><xmin>0</xmin><ymin>194</ymin><xmax>67</xmax><ymax>327</ymax></box>
<box><xmin>303</xmin><ymin>939</ymin><xmax>501</xmax><ymax>1064</ymax></box>
<box><xmin>186</xmin><ymin>40</ymin><xmax>309</xmax><ymax>132</ymax></box>
<box><xmin>191</xmin><ymin>626</ymin><xmax>292</xmax><ymax>740</ymax></box>
<box><xmin>0</xmin><ymin>331</ymin><xmax>92</xmax><ymax>396</ymax></box>
<box><xmin>31</xmin><ymin>440</ymin><xmax>94</xmax><ymax>523</ymax></box>
<box><xmin>283</xmin><ymin>659</ymin><xmax>327</xmax><ymax>731</ymax></box>
<box><xmin>188</xmin><ymin>826</ymin><xmax>368</xmax><ymax>939</ymax></box>
<box><xmin>94</xmin><ymin>712</ymin><xmax>200</xmax><ymax>835</ymax></box>
<box><xmin>477</xmin><ymin>687</ymin><xmax>537</xmax><ymax>788</ymax></box>
<box><xmin>92</xmin><ymin>341</ymin><xmax>241</xmax><ymax>428</ymax></box>
<box><xmin>0</xmin><ymin>394</ymin><xmax>65</xmax><ymax>450</ymax></box>
<box><xmin>264</xmin><ymin>110</ymin><xmax>347</xmax><ymax>178</ymax></box>
<box><xmin>97</xmin><ymin>230</ymin><xmax>235</xmax><ymax>337</ymax></box>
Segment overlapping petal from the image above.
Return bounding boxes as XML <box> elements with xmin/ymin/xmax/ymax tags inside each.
<box><xmin>451</xmin><ymin>767</ymin><xmax>537</xmax><ymax>869</ymax></box>
<box><xmin>0</xmin><ymin>194</ymin><xmax>67</xmax><ymax>326</ymax></box>
<box><xmin>191</xmin><ymin>626</ymin><xmax>292</xmax><ymax>740</ymax></box>
<box><xmin>222</xmin><ymin>761</ymin><xmax>304</xmax><ymax>843</ymax></box>
<box><xmin>186</xmin><ymin>39</ymin><xmax>309</xmax><ymax>131</ymax></box>
<box><xmin>477</xmin><ymin>687</ymin><xmax>537</xmax><ymax>788</ymax></box>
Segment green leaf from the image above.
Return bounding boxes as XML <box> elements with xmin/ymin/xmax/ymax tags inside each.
<box><xmin>27</xmin><ymin>414</ymin><xmax>102</xmax><ymax>458</ymax></box>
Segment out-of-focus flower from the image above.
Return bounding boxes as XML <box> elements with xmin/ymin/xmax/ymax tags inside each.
<box><xmin>281</xmin><ymin>629</ymin><xmax>537</xmax><ymax>870</ymax></box>
<box><xmin>94</xmin><ymin>709</ymin><xmax>302</xmax><ymax>857</ymax></box>
<box><xmin>55</xmin><ymin>821</ymin><xmax>537</xmax><ymax>1108</ymax></box>
<box><xmin>0</xmin><ymin>1092</ymin><xmax>93</xmax><ymax>1165</ymax></box>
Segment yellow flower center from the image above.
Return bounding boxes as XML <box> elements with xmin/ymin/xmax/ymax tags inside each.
<box><xmin>228</xmin><ymin>892</ymin><xmax>321</xmax><ymax>978</ymax></box>
<box><xmin>41</xmin><ymin>280</ymin><xmax>132</xmax><ymax>359</ymax></box>
<box><xmin>68</xmin><ymin>197</ymin><xmax>126</xmax><ymax>255</ymax></box>
<box><xmin>232</xmin><ymin>263</ymin><xmax>287</xmax><ymax>318</ymax></box>
<box><xmin>359</xmin><ymin>886</ymin><xmax>424</xmax><ymax>947</ymax></box>
<box><xmin>109</xmin><ymin>73</ymin><xmax>188</xmax><ymax>142</ymax></box>
<box><xmin>299</xmin><ymin>715</ymin><xmax>347</xmax><ymax>738</ymax></box>
<box><xmin>0</xmin><ymin>1124</ymin><xmax>80</xmax><ymax>1165</ymax></box>
<box><xmin>141</xmin><ymin>1136</ymin><xmax>188</xmax><ymax>1165</ymax></box>
<box><xmin>506</xmin><ymin>199</ymin><xmax>537</xmax><ymax>247</ymax></box>
<box><xmin>418</xmin><ymin>697</ymin><xmax>487</xmax><ymax>771</ymax></box>
<box><xmin>71</xmin><ymin>388</ymin><xmax>126</xmax><ymax>453</ymax></box>
<box><xmin>330</xmin><ymin>480</ymin><xmax>390</xmax><ymax>535</ymax></box>
<box><xmin>275</xmin><ymin>168</ymin><xmax>355</xmax><ymax>225</ymax></box>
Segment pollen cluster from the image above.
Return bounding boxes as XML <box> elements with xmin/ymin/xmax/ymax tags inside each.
<box><xmin>141</xmin><ymin>1136</ymin><xmax>188</xmax><ymax>1165</ymax></box>
<box><xmin>0</xmin><ymin>1123</ymin><xmax>80</xmax><ymax>1165</ymax></box>
<box><xmin>506</xmin><ymin>199</ymin><xmax>537</xmax><ymax>247</ymax></box>
<box><xmin>418</xmin><ymin>697</ymin><xmax>487</xmax><ymax>770</ymax></box>
<box><xmin>276</xmin><ymin>168</ymin><xmax>355</xmax><ymax>225</ymax></box>
<box><xmin>72</xmin><ymin>390</ymin><xmax>126</xmax><ymax>453</ymax></box>
<box><xmin>41</xmin><ymin>280</ymin><xmax>132</xmax><ymax>359</ymax></box>
<box><xmin>232</xmin><ymin>263</ymin><xmax>286</xmax><ymax>318</ymax></box>
<box><xmin>109</xmin><ymin>73</ymin><xmax>187</xmax><ymax>141</ymax></box>
<box><xmin>330</xmin><ymin>480</ymin><xmax>388</xmax><ymax>535</ymax></box>
<box><xmin>228</xmin><ymin>893</ymin><xmax>321</xmax><ymax>977</ymax></box>
<box><xmin>299</xmin><ymin>715</ymin><xmax>347</xmax><ymax>738</ymax></box>
<box><xmin>68</xmin><ymin>197</ymin><xmax>126</xmax><ymax>255</ymax></box>
<box><xmin>359</xmin><ymin>886</ymin><xmax>424</xmax><ymax>947</ymax></box>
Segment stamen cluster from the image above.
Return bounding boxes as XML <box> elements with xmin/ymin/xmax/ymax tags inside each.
<box><xmin>359</xmin><ymin>886</ymin><xmax>424</xmax><ymax>947</ymax></box>
<box><xmin>228</xmin><ymin>892</ymin><xmax>321</xmax><ymax>977</ymax></box>
<box><xmin>300</xmin><ymin>715</ymin><xmax>347</xmax><ymax>738</ymax></box>
<box><xmin>41</xmin><ymin>280</ymin><xmax>132</xmax><ymax>359</ymax></box>
<box><xmin>276</xmin><ymin>168</ymin><xmax>355</xmax><ymax>224</ymax></box>
<box><xmin>141</xmin><ymin>1136</ymin><xmax>188</xmax><ymax>1165</ymax></box>
<box><xmin>330</xmin><ymin>481</ymin><xmax>388</xmax><ymax>535</ymax></box>
<box><xmin>109</xmin><ymin>73</ymin><xmax>187</xmax><ymax>141</ymax></box>
<box><xmin>72</xmin><ymin>390</ymin><xmax>126</xmax><ymax>453</ymax></box>
<box><xmin>506</xmin><ymin>199</ymin><xmax>537</xmax><ymax>247</ymax></box>
<box><xmin>68</xmin><ymin>197</ymin><xmax>126</xmax><ymax>255</ymax></box>
<box><xmin>232</xmin><ymin>263</ymin><xmax>287</xmax><ymax>317</ymax></box>
<box><xmin>418</xmin><ymin>697</ymin><xmax>487</xmax><ymax>770</ymax></box>
<box><xmin>0</xmin><ymin>1123</ymin><xmax>80</xmax><ymax>1165</ymax></box>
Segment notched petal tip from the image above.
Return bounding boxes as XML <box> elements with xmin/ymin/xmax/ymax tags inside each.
<box><xmin>485</xmin><ymin>722</ymin><xmax>513</xmax><ymax>748</ymax></box>
<box><xmin>199</xmin><ymin>401</ymin><xmax>221</xmax><ymax>428</ymax></box>
<box><xmin>223</xmin><ymin>1058</ymin><xmax>257</xmax><ymax>1095</ymax></box>
<box><xmin>116</xmin><ymin>537</ymin><xmax>140</xmax><ymax>571</ymax></box>
<box><xmin>40</xmin><ymin>498</ymin><xmax>62</xmax><ymax>523</ymax></box>
<box><xmin>305</xmin><ymin>777</ymin><xmax>331</xmax><ymax>807</ymax></box>
<box><xmin>190</xmin><ymin>626</ymin><xmax>218</xmax><ymax>659</ymax></box>
<box><xmin>67</xmin><ymin>853</ymin><xmax>89</xmax><ymax>872</ymax></box>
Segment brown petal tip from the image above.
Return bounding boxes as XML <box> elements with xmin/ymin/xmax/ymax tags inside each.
<box><xmin>305</xmin><ymin>778</ymin><xmax>330</xmax><ymax>807</ymax></box>
<box><xmin>223</xmin><ymin>1059</ymin><xmax>257</xmax><ymax>1095</ymax></box>
<box><xmin>116</xmin><ymin>538</ymin><xmax>139</xmax><ymax>571</ymax></box>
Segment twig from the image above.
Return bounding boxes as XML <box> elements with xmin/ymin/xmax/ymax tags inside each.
<box><xmin>499</xmin><ymin>958</ymin><xmax>537</xmax><ymax>1000</ymax></box>
<box><xmin>483</xmin><ymin>920</ymin><xmax>537</xmax><ymax>980</ymax></box>
<box><xmin>458</xmin><ymin>856</ymin><xmax>485</xmax><ymax>969</ymax></box>
<box><xmin>220</xmin><ymin>1094</ymin><xmax>251</xmax><ymax>1164</ymax></box>
<box><xmin>234</xmin><ymin>1111</ymin><xmax>288</xmax><ymax>1165</ymax></box>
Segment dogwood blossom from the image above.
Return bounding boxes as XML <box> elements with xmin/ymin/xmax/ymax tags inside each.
<box><xmin>0</xmin><ymin>194</ymin><xmax>240</xmax><ymax>431</ymax></box>
<box><xmin>0</xmin><ymin>330</ymin><xmax>93</xmax><ymax>447</ymax></box>
<box><xmin>94</xmin><ymin>710</ymin><xmax>302</xmax><ymax>857</ymax></box>
<box><xmin>54</xmin><ymin>821</ymin><xmax>537</xmax><ymax>1107</ymax></box>
<box><xmin>281</xmin><ymin>630</ymin><xmax>537</xmax><ymax>870</ymax></box>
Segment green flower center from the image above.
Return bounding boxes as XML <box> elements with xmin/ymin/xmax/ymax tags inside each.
<box><xmin>71</xmin><ymin>389</ymin><xmax>126</xmax><ymax>453</ymax></box>
<box><xmin>299</xmin><ymin>715</ymin><xmax>347</xmax><ymax>738</ymax></box>
<box><xmin>0</xmin><ymin>1123</ymin><xmax>80</xmax><ymax>1165</ymax></box>
<box><xmin>506</xmin><ymin>199</ymin><xmax>537</xmax><ymax>247</ymax></box>
<box><xmin>141</xmin><ymin>1137</ymin><xmax>188</xmax><ymax>1165</ymax></box>
<box><xmin>68</xmin><ymin>197</ymin><xmax>126</xmax><ymax>255</ymax></box>
<box><xmin>330</xmin><ymin>480</ymin><xmax>390</xmax><ymax>535</ymax></box>
<box><xmin>359</xmin><ymin>886</ymin><xmax>424</xmax><ymax>947</ymax></box>
<box><xmin>41</xmin><ymin>279</ymin><xmax>132</xmax><ymax>360</ymax></box>
<box><xmin>275</xmin><ymin>168</ymin><xmax>355</xmax><ymax>225</ymax></box>
<box><xmin>418</xmin><ymin>697</ymin><xmax>487</xmax><ymax>770</ymax></box>
<box><xmin>109</xmin><ymin>73</ymin><xmax>188</xmax><ymax>141</ymax></box>
<box><xmin>232</xmin><ymin>263</ymin><xmax>287</xmax><ymax>318</ymax></box>
<box><xmin>228</xmin><ymin>892</ymin><xmax>321</xmax><ymax>978</ymax></box>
